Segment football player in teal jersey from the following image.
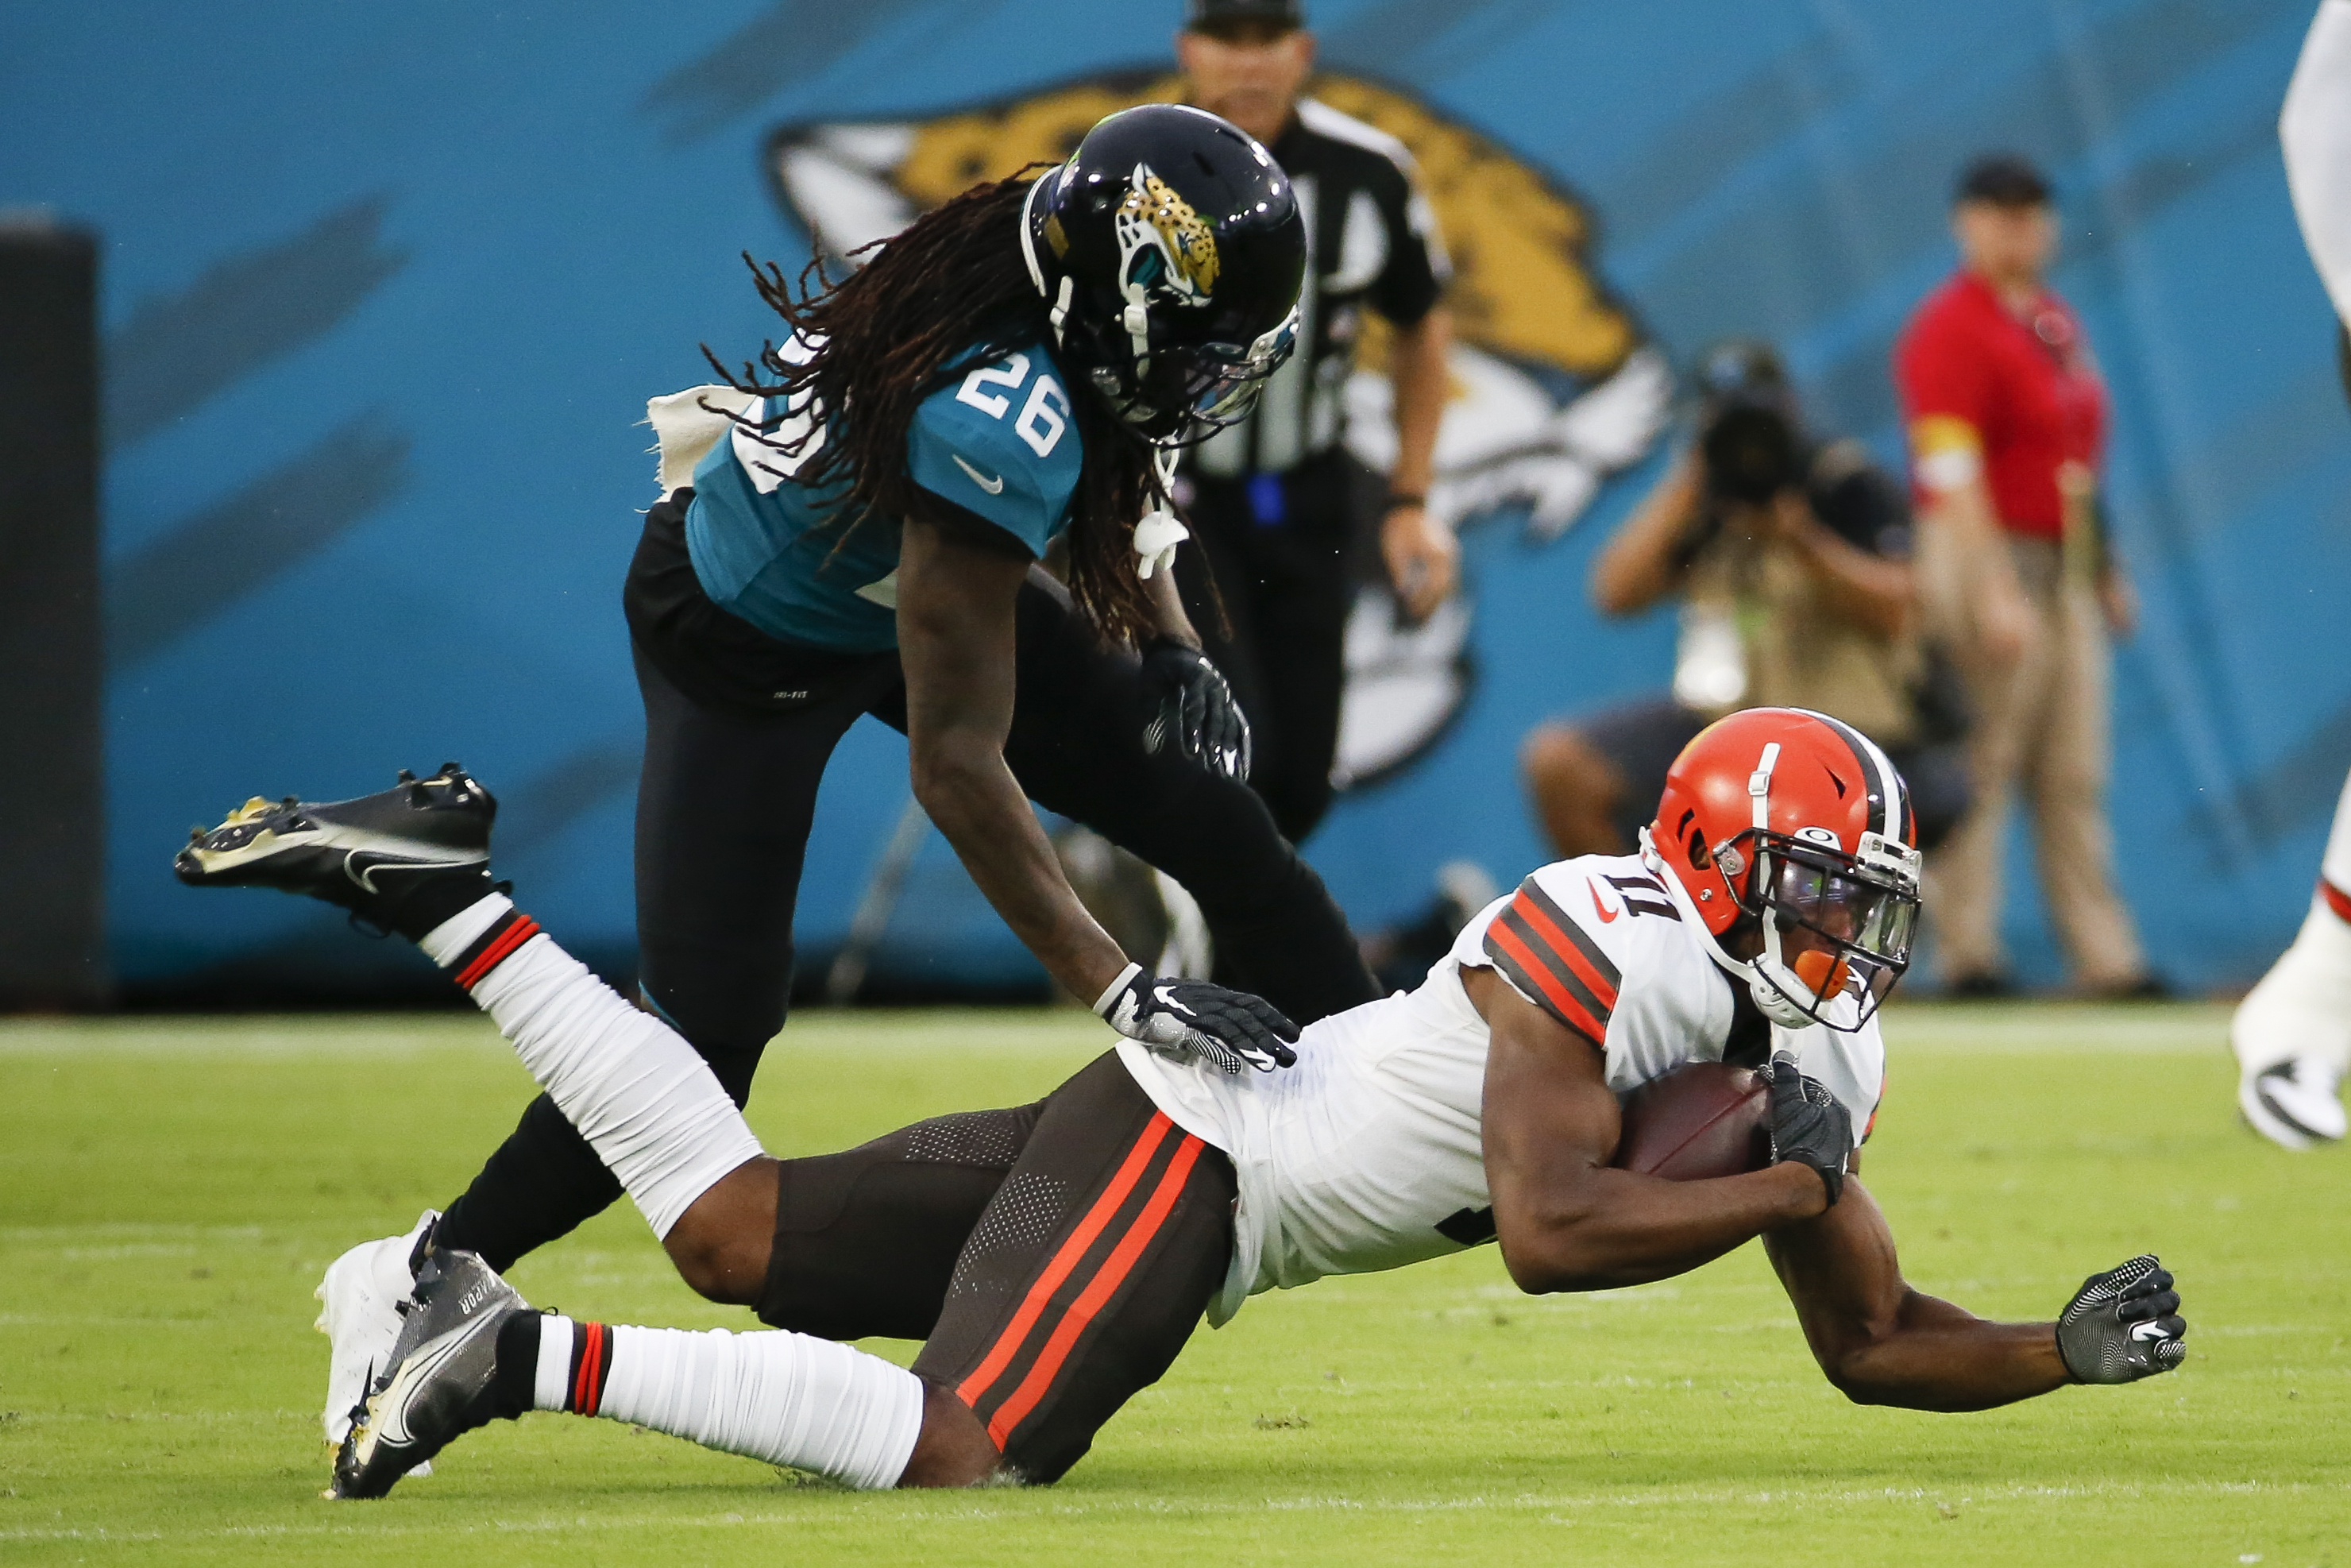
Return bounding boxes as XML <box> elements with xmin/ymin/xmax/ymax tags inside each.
<box><xmin>258</xmin><ymin>105</ymin><xmax>1390</xmax><ymax>1452</ymax></box>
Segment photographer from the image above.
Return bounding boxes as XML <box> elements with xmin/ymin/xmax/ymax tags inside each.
<box><xmin>1522</xmin><ymin>342</ymin><xmax>1967</xmax><ymax>859</ymax></box>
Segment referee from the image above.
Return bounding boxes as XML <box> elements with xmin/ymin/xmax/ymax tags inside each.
<box><xmin>1172</xmin><ymin>0</ymin><xmax>1457</xmax><ymax>843</ymax></box>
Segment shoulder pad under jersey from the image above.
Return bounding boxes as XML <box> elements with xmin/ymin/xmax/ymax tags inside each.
<box><xmin>906</xmin><ymin>346</ymin><xmax>1085</xmax><ymax>556</ymax></box>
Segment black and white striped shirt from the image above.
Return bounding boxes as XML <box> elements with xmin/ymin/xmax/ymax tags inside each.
<box><xmin>1187</xmin><ymin>96</ymin><xmax>1450</xmax><ymax>481</ymax></box>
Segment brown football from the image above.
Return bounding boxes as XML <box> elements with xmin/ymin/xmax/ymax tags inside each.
<box><xmin>1612</xmin><ymin>1062</ymin><xmax>1771</xmax><ymax>1180</ymax></box>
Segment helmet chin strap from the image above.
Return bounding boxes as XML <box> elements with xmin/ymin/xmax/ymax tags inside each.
<box><xmin>1748</xmin><ymin>910</ymin><xmax>1821</xmax><ymax>1029</ymax></box>
<box><xmin>1133</xmin><ymin>447</ymin><xmax>1189</xmax><ymax>579</ymax></box>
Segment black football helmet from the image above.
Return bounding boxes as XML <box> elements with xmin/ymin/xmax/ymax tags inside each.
<box><xmin>1019</xmin><ymin>103</ymin><xmax>1305</xmax><ymax>446</ymax></box>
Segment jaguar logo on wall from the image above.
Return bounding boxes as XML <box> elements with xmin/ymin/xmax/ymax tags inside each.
<box><xmin>766</xmin><ymin>71</ymin><xmax>1668</xmax><ymax>788</ymax></box>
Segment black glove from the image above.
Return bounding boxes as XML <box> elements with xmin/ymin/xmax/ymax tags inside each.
<box><xmin>1762</xmin><ymin>1052</ymin><xmax>1855</xmax><ymax>1207</ymax></box>
<box><xmin>2056</xmin><ymin>1255</ymin><xmax>2187</xmax><ymax>1384</ymax></box>
<box><xmin>1140</xmin><ymin>639</ymin><xmax>1251</xmax><ymax>783</ymax></box>
<box><xmin>1094</xmin><ymin>961</ymin><xmax>1297</xmax><ymax>1075</ymax></box>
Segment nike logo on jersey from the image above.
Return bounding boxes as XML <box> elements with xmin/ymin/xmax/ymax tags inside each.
<box><xmin>1590</xmin><ymin>881</ymin><xmax>1619</xmax><ymax>923</ymax></box>
<box><xmin>952</xmin><ymin>454</ymin><xmax>1006</xmax><ymax>495</ymax></box>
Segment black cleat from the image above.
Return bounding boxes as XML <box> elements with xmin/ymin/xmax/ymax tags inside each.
<box><xmin>175</xmin><ymin>763</ymin><xmax>497</xmax><ymax>937</ymax></box>
<box><xmin>330</xmin><ymin>1247</ymin><xmax>531</xmax><ymax>1500</ymax></box>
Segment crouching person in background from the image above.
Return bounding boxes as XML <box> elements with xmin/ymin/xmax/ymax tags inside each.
<box><xmin>1522</xmin><ymin>341</ymin><xmax>1968</xmax><ymax>863</ymax></box>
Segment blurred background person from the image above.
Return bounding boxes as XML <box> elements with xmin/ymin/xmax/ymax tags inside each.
<box><xmin>1895</xmin><ymin>154</ymin><xmax>2158</xmax><ymax>1000</ymax></box>
<box><xmin>2234</xmin><ymin>0</ymin><xmax>2351</xmax><ymax>1148</ymax></box>
<box><xmin>1171</xmin><ymin>0</ymin><xmax>1458</xmax><ymax>844</ymax></box>
<box><xmin>1520</xmin><ymin>342</ymin><xmax>1968</xmax><ymax>863</ymax></box>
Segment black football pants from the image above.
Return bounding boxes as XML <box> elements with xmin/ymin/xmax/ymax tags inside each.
<box><xmin>1174</xmin><ymin>449</ymin><xmax>1364</xmax><ymax>845</ymax></box>
<box><xmin>434</xmin><ymin>500</ymin><xmax>1373</xmax><ymax>1272</ymax></box>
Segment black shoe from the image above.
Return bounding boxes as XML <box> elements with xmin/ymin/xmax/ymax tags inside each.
<box><xmin>1944</xmin><ymin>970</ymin><xmax>2017</xmax><ymax>1000</ymax></box>
<box><xmin>2087</xmin><ymin>972</ymin><xmax>2172</xmax><ymax>1002</ymax></box>
<box><xmin>330</xmin><ymin>1247</ymin><xmax>530</xmax><ymax>1500</ymax></box>
<box><xmin>176</xmin><ymin>763</ymin><xmax>496</xmax><ymax>939</ymax></box>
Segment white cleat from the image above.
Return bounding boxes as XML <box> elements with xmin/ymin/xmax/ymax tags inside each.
<box><xmin>2239</xmin><ymin>1057</ymin><xmax>2347</xmax><ymax>1149</ymax></box>
<box><xmin>2231</xmin><ymin>896</ymin><xmax>2351</xmax><ymax>1149</ymax></box>
<box><xmin>315</xmin><ymin>1210</ymin><xmax>441</xmax><ymax>1463</ymax></box>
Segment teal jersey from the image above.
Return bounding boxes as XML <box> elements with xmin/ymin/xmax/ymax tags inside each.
<box><xmin>683</xmin><ymin>342</ymin><xmax>1085</xmax><ymax>651</ymax></box>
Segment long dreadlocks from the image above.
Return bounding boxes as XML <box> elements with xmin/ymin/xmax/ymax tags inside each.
<box><xmin>710</xmin><ymin>171</ymin><xmax>1165</xmax><ymax>649</ymax></box>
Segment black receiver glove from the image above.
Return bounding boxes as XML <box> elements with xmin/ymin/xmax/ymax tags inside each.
<box><xmin>1140</xmin><ymin>639</ymin><xmax>1252</xmax><ymax>783</ymax></box>
<box><xmin>2056</xmin><ymin>1255</ymin><xmax>2187</xmax><ymax>1383</ymax></box>
<box><xmin>1095</xmin><ymin>961</ymin><xmax>1297</xmax><ymax>1075</ymax></box>
<box><xmin>1762</xmin><ymin>1052</ymin><xmax>1855</xmax><ymax>1207</ymax></box>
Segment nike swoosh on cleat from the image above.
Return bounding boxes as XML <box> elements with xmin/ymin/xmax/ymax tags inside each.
<box><xmin>2256</xmin><ymin>1079</ymin><xmax>2334</xmax><ymax>1145</ymax></box>
<box><xmin>344</xmin><ymin>853</ymin><xmax>478</xmax><ymax>893</ymax></box>
<box><xmin>952</xmin><ymin>454</ymin><xmax>1006</xmax><ymax>495</ymax></box>
<box><xmin>373</xmin><ymin>1313</ymin><xmax>496</xmax><ymax>1448</ymax></box>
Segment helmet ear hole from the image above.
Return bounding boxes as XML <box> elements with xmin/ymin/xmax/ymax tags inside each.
<box><xmin>1687</xmin><ymin>827</ymin><xmax>1712</xmax><ymax>869</ymax></box>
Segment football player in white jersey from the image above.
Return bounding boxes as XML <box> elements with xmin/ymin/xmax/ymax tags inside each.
<box><xmin>180</xmin><ymin>709</ymin><xmax>2187</xmax><ymax>1496</ymax></box>
<box><xmin>2234</xmin><ymin>0</ymin><xmax>2351</xmax><ymax>1147</ymax></box>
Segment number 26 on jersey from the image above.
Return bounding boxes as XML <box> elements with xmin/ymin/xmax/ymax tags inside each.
<box><xmin>955</xmin><ymin>353</ymin><xmax>1071</xmax><ymax>459</ymax></box>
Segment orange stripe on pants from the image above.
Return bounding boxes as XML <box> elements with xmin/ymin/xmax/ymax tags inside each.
<box><xmin>986</xmin><ymin>1132</ymin><xmax>1206</xmax><ymax>1449</ymax></box>
<box><xmin>955</xmin><ymin>1111</ymin><xmax>1175</xmax><ymax>1416</ymax></box>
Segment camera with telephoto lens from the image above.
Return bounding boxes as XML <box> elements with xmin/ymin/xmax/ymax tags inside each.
<box><xmin>1694</xmin><ymin>340</ymin><xmax>1801</xmax><ymax>505</ymax></box>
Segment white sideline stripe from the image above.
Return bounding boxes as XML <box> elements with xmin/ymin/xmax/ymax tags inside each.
<box><xmin>0</xmin><ymin>1008</ymin><xmax>2229</xmax><ymax>1057</ymax></box>
<box><xmin>3</xmin><ymin>1477</ymin><xmax>2342</xmax><ymax>1543</ymax></box>
<box><xmin>0</xmin><ymin>1023</ymin><xmax>1126</xmax><ymax>1057</ymax></box>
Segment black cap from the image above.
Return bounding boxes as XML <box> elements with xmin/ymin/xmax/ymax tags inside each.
<box><xmin>1954</xmin><ymin>153</ymin><xmax>2052</xmax><ymax>208</ymax></box>
<box><xmin>1184</xmin><ymin>0</ymin><xmax>1305</xmax><ymax>33</ymax></box>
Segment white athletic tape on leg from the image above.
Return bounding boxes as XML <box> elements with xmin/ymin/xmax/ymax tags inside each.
<box><xmin>589</xmin><ymin>1324</ymin><xmax>924</xmax><ymax>1490</ymax></box>
<box><xmin>533</xmin><ymin>1314</ymin><xmax>576</xmax><ymax>1412</ymax></box>
<box><xmin>2320</xmin><ymin>767</ymin><xmax>2351</xmax><ymax>898</ymax></box>
<box><xmin>467</xmin><ymin>937</ymin><xmax>765</xmax><ymax>1238</ymax></box>
<box><xmin>2283</xmin><ymin>0</ymin><xmax>2351</xmax><ymax>326</ymax></box>
<box><xmin>419</xmin><ymin>894</ymin><xmax>515</xmax><ymax>967</ymax></box>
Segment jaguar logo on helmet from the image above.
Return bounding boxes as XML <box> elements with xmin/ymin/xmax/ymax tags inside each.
<box><xmin>1115</xmin><ymin>165</ymin><xmax>1220</xmax><ymax>307</ymax></box>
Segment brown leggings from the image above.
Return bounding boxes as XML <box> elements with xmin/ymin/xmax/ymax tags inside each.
<box><xmin>755</xmin><ymin>1051</ymin><xmax>1236</xmax><ymax>1484</ymax></box>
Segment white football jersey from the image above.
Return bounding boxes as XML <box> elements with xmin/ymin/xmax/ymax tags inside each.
<box><xmin>1118</xmin><ymin>848</ymin><xmax>1886</xmax><ymax>1326</ymax></box>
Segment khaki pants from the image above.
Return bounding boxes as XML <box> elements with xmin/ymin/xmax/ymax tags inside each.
<box><xmin>1923</xmin><ymin>532</ymin><xmax>2147</xmax><ymax>987</ymax></box>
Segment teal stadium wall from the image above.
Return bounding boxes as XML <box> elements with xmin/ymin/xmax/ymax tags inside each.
<box><xmin>6</xmin><ymin>0</ymin><xmax>2345</xmax><ymax>998</ymax></box>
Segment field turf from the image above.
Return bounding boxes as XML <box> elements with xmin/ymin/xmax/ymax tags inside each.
<box><xmin>2</xmin><ymin>1002</ymin><xmax>2347</xmax><ymax>1566</ymax></box>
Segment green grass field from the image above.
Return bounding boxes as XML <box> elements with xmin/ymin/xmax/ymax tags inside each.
<box><xmin>2</xmin><ymin>1002</ymin><xmax>2346</xmax><ymax>1566</ymax></box>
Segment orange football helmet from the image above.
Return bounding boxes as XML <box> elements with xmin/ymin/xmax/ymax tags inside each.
<box><xmin>1643</xmin><ymin>707</ymin><xmax>1922</xmax><ymax>1030</ymax></box>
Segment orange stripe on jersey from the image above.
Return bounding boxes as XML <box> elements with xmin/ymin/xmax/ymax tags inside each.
<box><xmin>1487</xmin><ymin>917</ymin><xmax>1608</xmax><ymax>1043</ymax></box>
<box><xmin>956</xmin><ymin>1112</ymin><xmax>1175</xmax><ymax>1417</ymax></box>
<box><xmin>2322</xmin><ymin>878</ymin><xmax>2351</xmax><ymax>925</ymax></box>
<box><xmin>1513</xmin><ymin>889</ymin><xmax>1620</xmax><ymax>1013</ymax></box>
<box><xmin>985</xmin><ymin>1132</ymin><xmax>1207</xmax><ymax>1450</ymax></box>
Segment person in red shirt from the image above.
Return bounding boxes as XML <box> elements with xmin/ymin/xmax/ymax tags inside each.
<box><xmin>1894</xmin><ymin>154</ymin><xmax>2154</xmax><ymax>998</ymax></box>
